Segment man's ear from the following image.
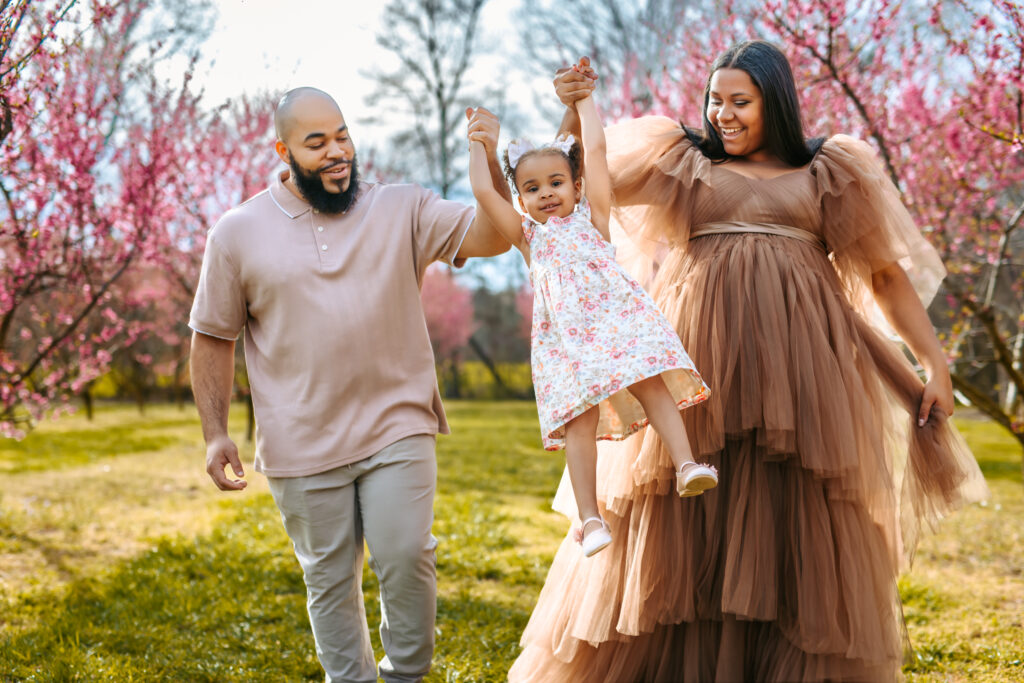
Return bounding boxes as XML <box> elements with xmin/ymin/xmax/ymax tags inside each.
<box><xmin>275</xmin><ymin>140</ymin><xmax>290</xmax><ymax>165</ymax></box>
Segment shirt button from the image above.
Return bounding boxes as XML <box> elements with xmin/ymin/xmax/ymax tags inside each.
<box><xmin>321</xmin><ymin>244</ymin><xmax>328</xmax><ymax>251</ymax></box>
<box><xmin>317</xmin><ymin>226</ymin><xmax>324</xmax><ymax>232</ymax></box>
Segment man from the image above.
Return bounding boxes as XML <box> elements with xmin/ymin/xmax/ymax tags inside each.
<box><xmin>189</xmin><ymin>87</ymin><xmax>510</xmax><ymax>682</ymax></box>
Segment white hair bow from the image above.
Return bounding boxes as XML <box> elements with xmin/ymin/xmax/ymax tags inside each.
<box><xmin>506</xmin><ymin>134</ymin><xmax>576</xmax><ymax>169</ymax></box>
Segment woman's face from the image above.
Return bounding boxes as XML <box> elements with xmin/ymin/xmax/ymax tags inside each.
<box><xmin>707</xmin><ymin>68</ymin><xmax>771</xmax><ymax>162</ymax></box>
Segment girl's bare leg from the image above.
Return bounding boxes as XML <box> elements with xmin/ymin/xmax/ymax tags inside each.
<box><xmin>628</xmin><ymin>374</ymin><xmax>695</xmax><ymax>471</ymax></box>
<box><xmin>564</xmin><ymin>405</ymin><xmax>603</xmax><ymax>536</ymax></box>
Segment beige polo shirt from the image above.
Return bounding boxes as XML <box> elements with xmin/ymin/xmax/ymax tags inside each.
<box><xmin>189</xmin><ymin>171</ymin><xmax>474</xmax><ymax>477</ymax></box>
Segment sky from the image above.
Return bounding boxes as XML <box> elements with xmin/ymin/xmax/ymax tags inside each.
<box><xmin>196</xmin><ymin>1</ymin><xmax>384</xmax><ymax>117</ymax></box>
<box><xmin>190</xmin><ymin>0</ymin><xmax>550</xmax><ymax>151</ymax></box>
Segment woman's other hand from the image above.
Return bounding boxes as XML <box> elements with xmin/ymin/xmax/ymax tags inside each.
<box><xmin>554</xmin><ymin>56</ymin><xmax>597</xmax><ymax>107</ymax></box>
<box><xmin>919</xmin><ymin>371</ymin><xmax>955</xmax><ymax>426</ymax></box>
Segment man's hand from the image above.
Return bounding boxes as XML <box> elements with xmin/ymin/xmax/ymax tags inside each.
<box><xmin>465</xmin><ymin>106</ymin><xmax>500</xmax><ymax>154</ymax></box>
<box><xmin>206</xmin><ymin>434</ymin><xmax>247</xmax><ymax>491</ymax></box>
<box><xmin>554</xmin><ymin>56</ymin><xmax>598</xmax><ymax>107</ymax></box>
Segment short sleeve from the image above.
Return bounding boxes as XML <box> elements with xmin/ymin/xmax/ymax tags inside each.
<box><xmin>521</xmin><ymin>214</ymin><xmax>536</xmax><ymax>243</ymax></box>
<box><xmin>189</xmin><ymin>231</ymin><xmax>246</xmax><ymax>340</ymax></box>
<box><xmin>812</xmin><ymin>135</ymin><xmax>946</xmax><ymax>308</ymax></box>
<box><xmin>606</xmin><ymin>116</ymin><xmax>711</xmax><ymax>273</ymax></box>
<box><xmin>411</xmin><ymin>185</ymin><xmax>475</xmax><ymax>275</ymax></box>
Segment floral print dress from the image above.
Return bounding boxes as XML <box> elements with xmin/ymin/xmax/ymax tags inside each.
<box><xmin>525</xmin><ymin>199</ymin><xmax>708</xmax><ymax>450</ymax></box>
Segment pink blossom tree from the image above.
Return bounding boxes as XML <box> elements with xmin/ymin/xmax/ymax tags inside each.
<box><xmin>421</xmin><ymin>264</ymin><xmax>476</xmax><ymax>397</ymax></box>
<box><xmin>0</xmin><ymin>0</ymin><xmax>275</xmax><ymax>437</ymax></box>
<box><xmin>149</xmin><ymin>90</ymin><xmax>280</xmax><ymax>422</ymax></box>
<box><xmin>922</xmin><ymin>0</ymin><xmax>1024</xmax><ymax>451</ymax></box>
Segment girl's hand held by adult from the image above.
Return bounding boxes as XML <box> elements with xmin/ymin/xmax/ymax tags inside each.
<box><xmin>465</xmin><ymin>106</ymin><xmax>500</xmax><ymax>154</ymax></box>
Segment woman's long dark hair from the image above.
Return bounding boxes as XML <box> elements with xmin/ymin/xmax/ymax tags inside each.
<box><xmin>685</xmin><ymin>40</ymin><xmax>824</xmax><ymax>166</ymax></box>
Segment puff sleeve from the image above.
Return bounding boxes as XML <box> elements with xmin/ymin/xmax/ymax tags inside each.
<box><xmin>812</xmin><ymin>134</ymin><xmax>946</xmax><ymax>309</ymax></box>
<box><xmin>606</xmin><ymin>116</ymin><xmax>713</xmax><ymax>247</ymax></box>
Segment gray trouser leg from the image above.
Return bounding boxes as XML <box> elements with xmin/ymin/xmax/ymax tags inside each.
<box><xmin>268</xmin><ymin>434</ymin><xmax>438</xmax><ymax>683</ymax></box>
<box><xmin>359</xmin><ymin>435</ymin><xmax>437</xmax><ymax>683</ymax></box>
<box><xmin>268</xmin><ymin>463</ymin><xmax>376</xmax><ymax>682</ymax></box>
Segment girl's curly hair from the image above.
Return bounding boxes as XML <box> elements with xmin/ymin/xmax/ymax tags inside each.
<box><xmin>502</xmin><ymin>139</ymin><xmax>583</xmax><ymax>194</ymax></box>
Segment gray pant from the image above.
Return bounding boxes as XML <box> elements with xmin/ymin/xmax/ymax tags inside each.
<box><xmin>267</xmin><ymin>434</ymin><xmax>437</xmax><ymax>683</ymax></box>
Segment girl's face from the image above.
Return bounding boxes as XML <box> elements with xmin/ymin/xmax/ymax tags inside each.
<box><xmin>707</xmin><ymin>68</ymin><xmax>771</xmax><ymax>162</ymax></box>
<box><xmin>515</xmin><ymin>152</ymin><xmax>581</xmax><ymax>223</ymax></box>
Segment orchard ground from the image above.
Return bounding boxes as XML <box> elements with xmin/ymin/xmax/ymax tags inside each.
<box><xmin>0</xmin><ymin>402</ymin><xmax>1021</xmax><ymax>681</ymax></box>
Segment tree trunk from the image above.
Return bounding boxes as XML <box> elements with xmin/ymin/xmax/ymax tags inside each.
<box><xmin>467</xmin><ymin>334</ymin><xmax>510</xmax><ymax>397</ymax></box>
<box><xmin>173</xmin><ymin>354</ymin><xmax>187</xmax><ymax>410</ymax></box>
<box><xmin>448</xmin><ymin>354</ymin><xmax>462</xmax><ymax>399</ymax></box>
<box><xmin>134</xmin><ymin>382</ymin><xmax>147</xmax><ymax>415</ymax></box>
<box><xmin>81</xmin><ymin>387</ymin><xmax>94</xmax><ymax>421</ymax></box>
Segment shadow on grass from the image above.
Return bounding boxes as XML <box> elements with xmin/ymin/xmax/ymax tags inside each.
<box><xmin>0</xmin><ymin>427</ymin><xmax>182</xmax><ymax>474</ymax></box>
<box><xmin>974</xmin><ymin>455</ymin><xmax>1022</xmax><ymax>484</ymax></box>
<box><xmin>0</xmin><ymin>415</ymin><xmax>200</xmax><ymax>475</ymax></box>
<box><xmin>438</xmin><ymin>401</ymin><xmax>562</xmax><ymax>499</ymax></box>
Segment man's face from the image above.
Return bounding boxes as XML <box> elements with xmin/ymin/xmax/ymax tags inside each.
<box><xmin>277</xmin><ymin>100</ymin><xmax>360</xmax><ymax>213</ymax></box>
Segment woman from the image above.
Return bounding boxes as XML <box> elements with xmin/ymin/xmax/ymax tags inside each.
<box><xmin>508</xmin><ymin>41</ymin><xmax>987</xmax><ymax>682</ymax></box>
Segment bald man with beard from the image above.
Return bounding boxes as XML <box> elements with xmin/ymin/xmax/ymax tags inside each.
<box><xmin>189</xmin><ymin>87</ymin><xmax>510</xmax><ymax>683</ymax></box>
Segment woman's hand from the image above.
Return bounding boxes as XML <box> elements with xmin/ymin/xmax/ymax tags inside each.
<box><xmin>554</xmin><ymin>56</ymin><xmax>597</xmax><ymax>107</ymax></box>
<box><xmin>871</xmin><ymin>262</ymin><xmax>956</xmax><ymax>427</ymax></box>
<box><xmin>919</xmin><ymin>370</ymin><xmax>955</xmax><ymax>426</ymax></box>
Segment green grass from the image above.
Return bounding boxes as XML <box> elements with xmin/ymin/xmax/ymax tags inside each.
<box><xmin>0</xmin><ymin>402</ymin><xmax>1021</xmax><ymax>681</ymax></box>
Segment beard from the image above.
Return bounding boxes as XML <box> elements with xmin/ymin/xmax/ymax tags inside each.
<box><xmin>288</xmin><ymin>154</ymin><xmax>361</xmax><ymax>214</ymax></box>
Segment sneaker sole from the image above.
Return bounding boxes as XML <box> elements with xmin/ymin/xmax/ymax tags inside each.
<box><xmin>583</xmin><ymin>537</ymin><xmax>612</xmax><ymax>557</ymax></box>
<box><xmin>678</xmin><ymin>474</ymin><xmax>718</xmax><ymax>498</ymax></box>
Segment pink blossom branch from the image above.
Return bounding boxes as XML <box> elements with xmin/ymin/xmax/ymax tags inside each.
<box><xmin>8</xmin><ymin>252</ymin><xmax>136</xmax><ymax>390</ymax></box>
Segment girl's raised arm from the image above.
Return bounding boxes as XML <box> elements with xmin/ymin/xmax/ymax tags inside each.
<box><xmin>576</xmin><ymin>94</ymin><xmax>611</xmax><ymax>240</ymax></box>
<box><xmin>468</xmin><ymin>139</ymin><xmax>527</xmax><ymax>254</ymax></box>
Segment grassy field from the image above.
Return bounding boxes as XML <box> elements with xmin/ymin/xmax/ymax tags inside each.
<box><xmin>0</xmin><ymin>402</ymin><xmax>1021</xmax><ymax>682</ymax></box>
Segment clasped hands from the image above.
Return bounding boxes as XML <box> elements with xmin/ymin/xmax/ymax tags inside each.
<box><xmin>554</xmin><ymin>56</ymin><xmax>598</xmax><ymax>107</ymax></box>
<box><xmin>465</xmin><ymin>56</ymin><xmax>599</xmax><ymax>149</ymax></box>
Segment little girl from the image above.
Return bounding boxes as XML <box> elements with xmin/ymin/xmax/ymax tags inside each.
<box><xmin>466</xmin><ymin>64</ymin><xmax>715</xmax><ymax>557</ymax></box>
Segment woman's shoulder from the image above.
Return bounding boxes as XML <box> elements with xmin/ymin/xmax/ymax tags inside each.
<box><xmin>812</xmin><ymin>134</ymin><xmax>890</xmax><ymax>172</ymax></box>
<box><xmin>811</xmin><ymin>134</ymin><xmax>891</xmax><ymax>198</ymax></box>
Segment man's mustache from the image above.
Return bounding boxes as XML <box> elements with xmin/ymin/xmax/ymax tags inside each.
<box><xmin>320</xmin><ymin>161</ymin><xmax>351</xmax><ymax>172</ymax></box>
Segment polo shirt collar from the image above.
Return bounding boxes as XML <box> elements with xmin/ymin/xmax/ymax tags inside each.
<box><xmin>270</xmin><ymin>170</ymin><xmax>312</xmax><ymax>219</ymax></box>
<box><xmin>268</xmin><ymin>169</ymin><xmax>372</xmax><ymax>220</ymax></box>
